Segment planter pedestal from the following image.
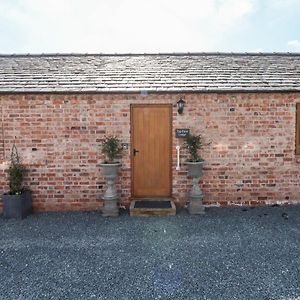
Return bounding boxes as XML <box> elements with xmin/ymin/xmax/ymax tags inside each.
<box><xmin>186</xmin><ymin>162</ymin><xmax>205</xmax><ymax>215</ymax></box>
<box><xmin>188</xmin><ymin>195</ymin><xmax>205</xmax><ymax>215</ymax></box>
<box><xmin>102</xmin><ymin>197</ymin><xmax>119</xmax><ymax>217</ymax></box>
<box><xmin>102</xmin><ymin>177</ymin><xmax>119</xmax><ymax>217</ymax></box>
<box><xmin>100</xmin><ymin>163</ymin><xmax>121</xmax><ymax>217</ymax></box>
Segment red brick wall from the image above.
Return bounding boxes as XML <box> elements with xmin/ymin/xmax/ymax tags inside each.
<box><xmin>0</xmin><ymin>92</ymin><xmax>300</xmax><ymax>212</ymax></box>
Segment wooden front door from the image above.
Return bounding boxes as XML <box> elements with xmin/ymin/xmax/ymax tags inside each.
<box><xmin>131</xmin><ymin>104</ymin><xmax>172</xmax><ymax>198</ymax></box>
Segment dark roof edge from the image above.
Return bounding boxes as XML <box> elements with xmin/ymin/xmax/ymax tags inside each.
<box><xmin>1</xmin><ymin>52</ymin><xmax>300</xmax><ymax>58</ymax></box>
<box><xmin>1</xmin><ymin>89</ymin><xmax>300</xmax><ymax>95</ymax></box>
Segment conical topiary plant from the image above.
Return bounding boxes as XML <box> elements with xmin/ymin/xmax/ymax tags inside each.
<box><xmin>7</xmin><ymin>144</ymin><xmax>27</xmax><ymax>195</ymax></box>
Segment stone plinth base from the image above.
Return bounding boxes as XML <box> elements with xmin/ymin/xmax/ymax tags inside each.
<box><xmin>102</xmin><ymin>197</ymin><xmax>119</xmax><ymax>217</ymax></box>
<box><xmin>188</xmin><ymin>196</ymin><xmax>205</xmax><ymax>215</ymax></box>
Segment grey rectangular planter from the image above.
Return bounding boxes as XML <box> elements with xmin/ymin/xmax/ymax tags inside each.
<box><xmin>2</xmin><ymin>190</ymin><xmax>32</xmax><ymax>219</ymax></box>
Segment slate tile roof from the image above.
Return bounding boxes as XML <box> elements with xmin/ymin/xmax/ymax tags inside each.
<box><xmin>0</xmin><ymin>53</ymin><xmax>300</xmax><ymax>93</ymax></box>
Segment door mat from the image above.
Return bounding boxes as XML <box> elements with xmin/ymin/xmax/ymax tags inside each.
<box><xmin>130</xmin><ymin>199</ymin><xmax>176</xmax><ymax>217</ymax></box>
<box><xmin>134</xmin><ymin>200</ymin><xmax>172</xmax><ymax>209</ymax></box>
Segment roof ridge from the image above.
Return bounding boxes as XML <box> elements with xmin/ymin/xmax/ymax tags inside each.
<box><xmin>0</xmin><ymin>52</ymin><xmax>300</xmax><ymax>58</ymax></box>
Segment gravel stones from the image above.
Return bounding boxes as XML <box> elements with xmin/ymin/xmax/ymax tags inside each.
<box><xmin>0</xmin><ymin>205</ymin><xmax>300</xmax><ymax>299</ymax></box>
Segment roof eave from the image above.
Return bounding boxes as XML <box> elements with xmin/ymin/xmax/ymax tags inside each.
<box><xmin>1</xmin><ymin>88</ymin><xmax>300</xmax><ymax>94</ymax></box>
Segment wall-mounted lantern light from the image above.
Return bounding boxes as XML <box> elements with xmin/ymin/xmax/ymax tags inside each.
<box><xmin>177</xmin><ymin>98</ymin><xmax>186</xmax><ymax>114</ymax></box>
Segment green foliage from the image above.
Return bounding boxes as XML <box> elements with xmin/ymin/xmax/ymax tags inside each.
<box><xmin>7</xmin><ymin>144</ymin><xmax>27</xmax><ymax>195</ymax></box>
<box><xmin>184</xmin><ymin>134</ymin><xmax>210</xmax><ymax>162</ymax></box>
<box><xmin>101</xmin><ymin>136</ymin><xmax>123</xmax><ymax>163</ymax></box>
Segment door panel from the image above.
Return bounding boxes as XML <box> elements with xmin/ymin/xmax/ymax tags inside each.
<box><xmin>131</xmin><ymin>105</ymin><xmax>172</xmax><ymax>197</ymax></box>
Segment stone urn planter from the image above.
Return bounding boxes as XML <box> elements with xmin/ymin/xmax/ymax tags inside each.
<box><xmin>100</xmin><ymin>136</ymin><xmax>124</xmax><ymax>217</ymax></box>
<box><xmin>184</xmin><ymin>133</ymin><xmax>210</xmax><ymax>215</ymax></box>
<box><xmin>186</xmin><ymin>161</ymin><xmax>205</xmax><ymax>215</ymax></box>
<box><xmin>100</xmin><ymin>162</ymin><xmax>121</xmax><ymax>217</ymax></box>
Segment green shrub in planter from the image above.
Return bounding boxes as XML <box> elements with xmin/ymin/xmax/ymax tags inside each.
<box><xmin>101</xmin><ymin>136</ymin><xmax>123</xmax><ymax>164</ymax></box>
<box><xmin>2</xmin><ymin>145</ymin><xmax>32</xmax><ymax>219</ymax></box>
<box><xmin>184</xmin><ymin>134</ymin><xmax>206</xmax><ymax>162</ymax></box>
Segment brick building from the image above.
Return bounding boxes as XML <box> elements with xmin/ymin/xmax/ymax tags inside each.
<box><xmin>0</xmin><ymin>53</ymin><xmax>300</xmax><ymax>212</ymax></box>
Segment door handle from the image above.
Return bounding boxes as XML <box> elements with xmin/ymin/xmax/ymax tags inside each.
<box><xmin>133</xmin><ymin>148</ymin><xmax>140</xmax><ymax>156</ymax></box>
<box><xmin>176</xmin><ymin>145</ymin><xmax>181</xmax><ymax>170</ymax></box>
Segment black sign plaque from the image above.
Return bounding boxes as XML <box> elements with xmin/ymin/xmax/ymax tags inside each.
<box><xmin>175</xmin><ymin>128</ymin><xmax>190</xmax><ymax>138</ymax></box>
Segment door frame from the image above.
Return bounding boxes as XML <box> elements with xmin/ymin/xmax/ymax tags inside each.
<box><xmin>130</xmin><ymin>104</ymin><xmax>173</xmax><ymax>198</ymax></box>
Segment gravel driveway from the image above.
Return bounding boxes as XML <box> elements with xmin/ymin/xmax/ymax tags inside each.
<box><xmin>0</xmin><ymin>205</ymin><xmax>300</xmax><ymax>300</ymax></box>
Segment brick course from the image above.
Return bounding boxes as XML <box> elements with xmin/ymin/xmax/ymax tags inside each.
<box><xmin>0</xmin><ymin>92</ymin><xmax>300</xmax><ymax>212</ymax></box>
